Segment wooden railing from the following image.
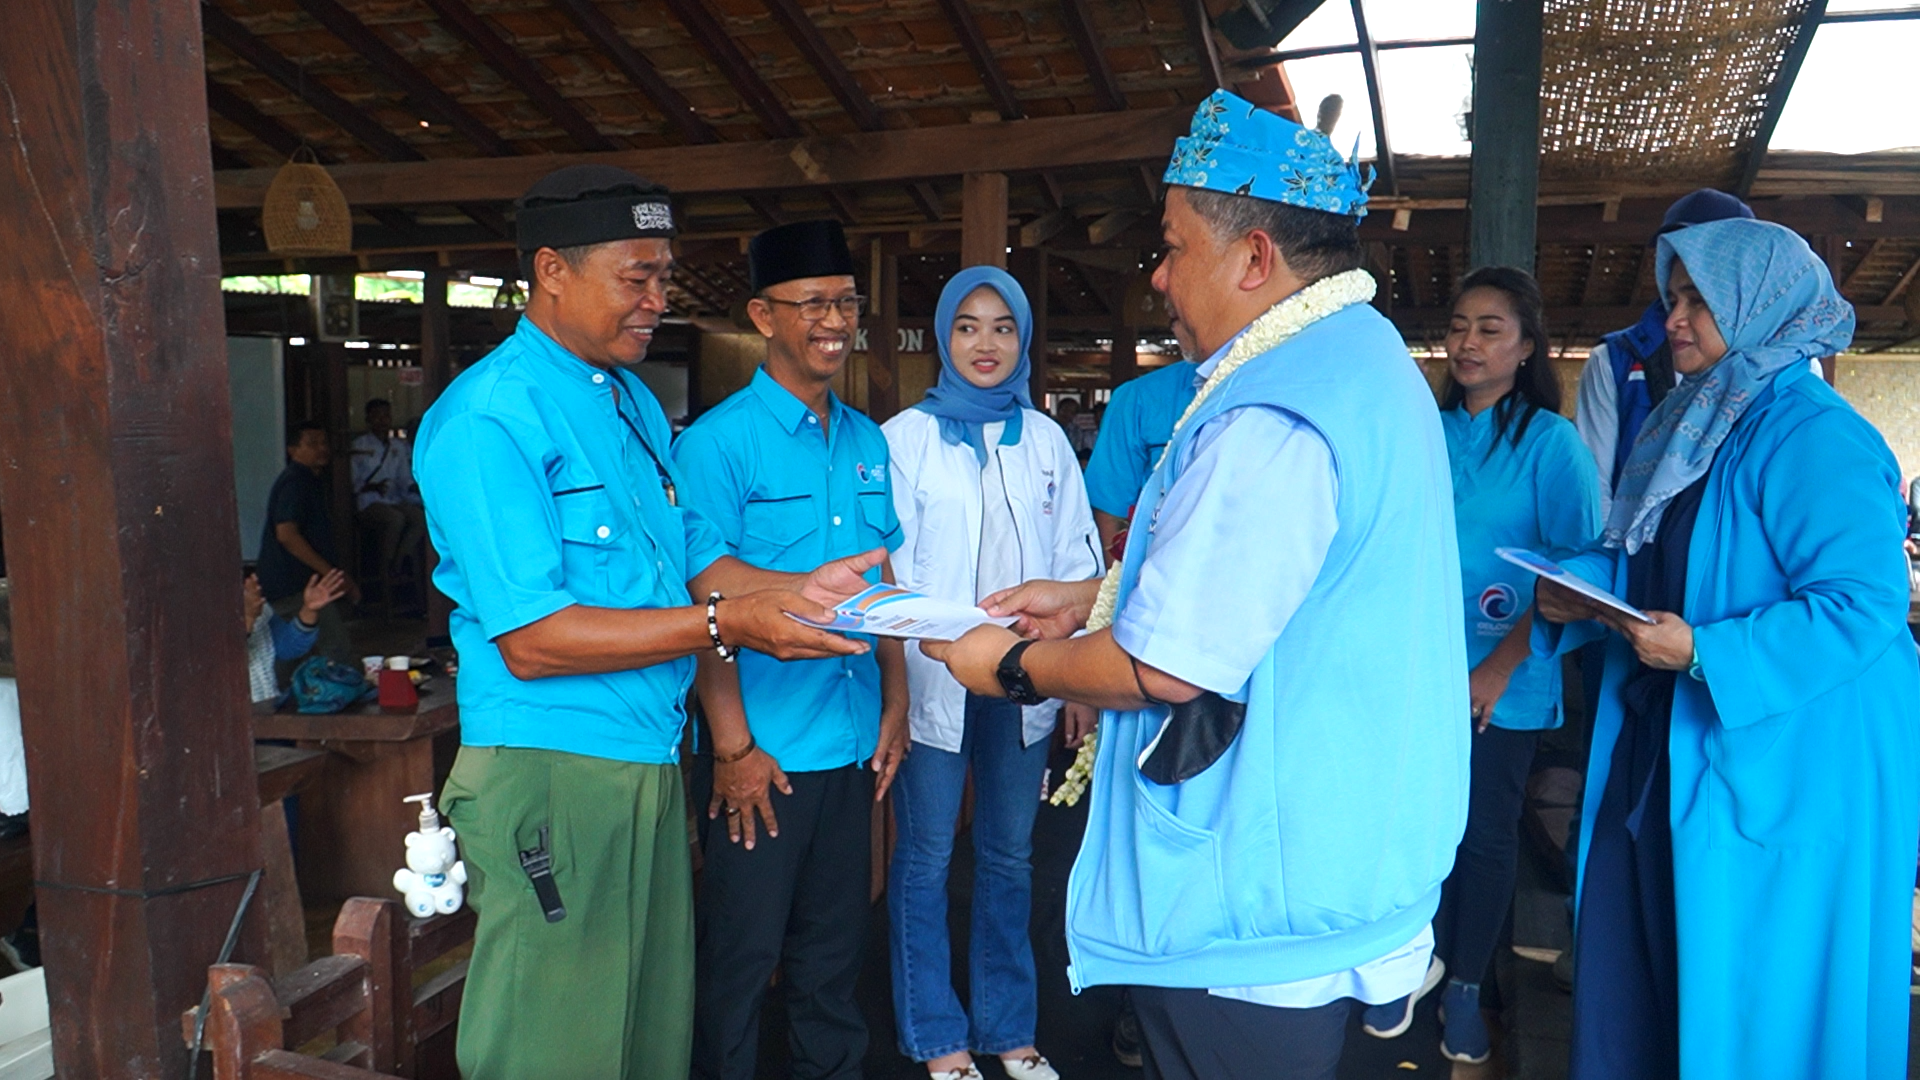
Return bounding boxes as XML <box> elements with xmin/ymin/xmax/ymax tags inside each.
<box><xmin>183</xmin><ymin>897</ymin><xmax>474</xmax><ymax>1079</ymax></box>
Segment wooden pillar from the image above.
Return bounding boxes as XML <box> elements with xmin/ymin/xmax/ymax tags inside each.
<box><xmin>868</xmin><ymin>240</ymin><xmax>901</xmax><ymax>421</ymax></box>
<box><xmin>1467</xmin><ymin>0</ymin><xmax>1543</xmax><ymax>272</ymax></box>
<box><xmin>420</xmin><ymin>267</ymin><xmax>453</xmax><ymax>636</ymax></box>
<box><xmin>0</xmin><ymin>3</ymin><xmax>267</xmax><ymax>1077</ymax></box>
<box><xmin>961</xmin><ymin>172</ymin><xmax>1010</xmax><ymax>269</ymax></box>
<box><xmin>322</xmin><ymin>342</ymin><xmax>357</xmax><ymax>587</ymax></box>
<box><xmin>1110</xmin><ymin>285</ymin><xmax>1139</xmax><ymax>386</ymax></box>
<box><xmin>1011</xmin><ymin>249</ymin><xmax>1051</xmax><ymax>405</ymax></box>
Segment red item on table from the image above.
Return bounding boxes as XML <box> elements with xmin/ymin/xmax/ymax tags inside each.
<box><xmin>379</xmin><ymin>667</ymin><xmax>419</xmax><ymax>711</ymax></box>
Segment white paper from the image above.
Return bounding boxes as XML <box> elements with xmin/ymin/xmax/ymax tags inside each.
<box><xmin>1495</xmin><ymin>547</ymin><xmax>1655</xmax><ymax>625</ymax></box>
<box><xmin>788</xmin><ymin>584</ymin><xmax>1015</xmax><ymax>641</ymax></box>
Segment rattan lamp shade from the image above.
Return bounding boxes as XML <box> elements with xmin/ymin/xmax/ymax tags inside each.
<box><xmin>262</xmin><ymin>152</ymin><xmax>352</xmax><ymax>257</ymax></box>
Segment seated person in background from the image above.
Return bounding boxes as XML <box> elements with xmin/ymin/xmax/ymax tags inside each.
<box><xmin>351</xmin><ymin>398</ymin><xmax>427</xmax><ymax>591</ymax></box>
<box><xmin>244</xmin><ymin>568</ymin><xmax>348</xmax><ymax>703</ymax></box>
<box><xmin>258</xmin><ymin>421</ymin><xmax>358</xmax><ymax>662</ymax></box>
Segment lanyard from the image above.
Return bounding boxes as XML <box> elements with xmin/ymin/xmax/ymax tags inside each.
<box><xmin>608</xmin><ymin>369</ymin><xmax>678</xmax><ymax>507</ymax></box>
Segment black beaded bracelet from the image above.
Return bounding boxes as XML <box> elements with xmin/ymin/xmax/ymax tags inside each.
<box><xmin>706</xmin><ymin>591</ymin><xmax>737</xmax><ymax>662</ymax></box>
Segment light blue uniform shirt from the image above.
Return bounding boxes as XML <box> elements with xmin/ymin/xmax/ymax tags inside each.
<box><xmin>672</xmin><ymin>369</ymin><xmax>903</xmax><ymax>773</ymax></box>
<box><xmin>1442</xmin><ymin>404</ymin><xmax>1600</xmax><ymax>730</ymax></box>
<box><xmin>1083</xmin><ymin>360</ymin><xmax>1200</xmax><ymax>517</ymax></box>
<box><xmin>413</xmin><ymin>318</ymin><xmax>729</xmax><ymax>765</ymax></box>
<box><xmin>1111</xmin><ymin>341</ymin><xmax>1432</xmax><ymax>1009</ymax></box>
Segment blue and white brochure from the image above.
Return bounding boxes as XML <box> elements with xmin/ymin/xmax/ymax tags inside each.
<box><xmin>1494</xmin><ymin>546</ymin><xmax>1655</xmax><ymax>625</ymax></box>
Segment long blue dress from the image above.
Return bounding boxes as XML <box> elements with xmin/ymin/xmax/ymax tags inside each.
<box><xmin>1540</xmin><ymin>365</ymin><xmax>1920</xmax><ymax>1078</ymax></box>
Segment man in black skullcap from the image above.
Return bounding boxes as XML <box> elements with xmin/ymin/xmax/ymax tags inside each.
<box><xmin>671</xmin><ymin>220</ymin><xmax>908</xmax><ymax>1080</ymax></box>
<box><xmin>415</xmin><ymin>170</ymin><xmax>888</xmax><ymax>1079</ymax></box>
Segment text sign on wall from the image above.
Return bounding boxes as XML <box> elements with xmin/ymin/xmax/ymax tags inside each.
<box><xmin>853</xmin><ymin>328</ymin><xmax>927</xmax><ymax>353</ymax></box>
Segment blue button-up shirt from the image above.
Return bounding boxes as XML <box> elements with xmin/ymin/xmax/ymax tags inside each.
<box><xmin>672</xmin><ymin>368</ymin><xmax>903</xmax><ymax>772</ymax></box>
<box><xmin>413</xmin><ymin>318</ymin><xmax>728</xmax><ymax>764</ymax></box>
<box><xmin>1084</xmin><ymin>360</ymin><xmax>1200</xmax><ymax>517</ymax></box>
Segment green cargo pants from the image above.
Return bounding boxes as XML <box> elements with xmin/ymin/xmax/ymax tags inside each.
<box><xmin>440</xmin><ymin>746</ymin><xmax>694</xmax><ymax>1080</ymax></box>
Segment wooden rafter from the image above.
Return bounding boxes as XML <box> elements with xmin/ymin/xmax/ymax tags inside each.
<box><xmin>823</xmin><ymin>188</ymin><xmax>863</xmax><ymax>224</ymax></box>
<box><xmin>1181</xmin><ymin>0</ymin><xmax>1227</xmax><ymax>90</ymax></box>
<box><xmin>291</xmin><ymin>0</ymin><xmax>515</xmax><ymax>157</ymax></box>
<box><xmin>1060</xmin><ymin>0</ymin><xmax>1126</xmax><ymax>111</ymax></box>
<box><xmin>419</xmin><ymin>0</ymin><xmax>617</xmax><ymax>152</ymax></box>
<box><xmin>1735</xmin><ymin>0</ymin><xmax>1829</xmax><ymax>197</ymax></box>
<box><xmin>932</xmin><ymin>0</ymin><xmax>1023</xmax><ymax>119</ymax></box>
<box><xmin>1349</xmin><ymin>0</ymin><xmax>1397</xmax><ymax>196</ymax></box>
<box><xmin>202</xmin><ymin>4</ymin><xmax>423</xmax><ymax>162</ymax></box>
<box><xmin>1841</xmin><ymin>237</ymin><xmax>1888</xmax><ymax>293</ymax></box>
<box><xmin>908</xmin><ymin>182</ymin><xmax>944</xmax><ymax>222</ymax></box>
<box><xmin>763</xmin><ymin>0</ymin><xmax>887</xmax><ymax>132</ymax></box>
<box><xmin>660</xmin><ymin>0</ymin><xmax>803</xmax><ymax>139</ymax></box>
<box><xmin>550</xmin><ymin>0</ymin><xmax>720</xmax><ymax>145</ymax></box>
<box><xmin>213</xmin><ymin>106</ymin><xmax>1194</xmax><ymax>208</ymax></box>
<box><xmin>1884</xmin><ymin>253</ymin><xmax>1920</xmax><ymax>304</ymax></box>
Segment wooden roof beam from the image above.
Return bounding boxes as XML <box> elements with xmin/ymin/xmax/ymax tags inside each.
<box><xmin>762</xmin><ymin>0</ymin><xmax>887</xmax><ymax>132</ymax></box>
<box><xmin>1841</xmin><ymin>237</ymin><xmax>1888</xmax><ymax>293</ymax></box>
<box><xmin>1735</xmin><ymin>0</ymin><xmax>1829</xmax><ymax>198</ymax></box>
<box><xmin>214</xmin><ymin>105</ymin><xmax>1195</xmax><ymax>207</ymax></box>
<box><xmin>908</xmin><ymin>182</ymin><xmax>944</xmax><ymax>222</ymax></box>
<box><xmin>1060</xmin><ymin>0</ymin><xmax>1126</xmax><ymax>111</ymax></box>
<box><xmin>1883</xmin><ymin>252</ymin><xmax>1920</xmax><ymax>305</ymax></box>
<box><xmin>660</xmin><ymin>0</ymin><xmax>802</xmax><ymax>139</ymax></box>
<box><xmin>550</xmin><ymin>0</ymin><xmax>720</xmax><ymax>144</ymax></box>
<box><xmin>1349</xmin><ymin>0</ymin><xmax>1397</xmax><ymax>196</ymax></box>
<box><xmin>1182</xmin><ymin>0</ymin><xmax>1227</xmax><ymax>90</ymax></box>
<box><xmin>932</xmin><ymin>0</ymin><xmax>1024</xmax><ymax>119</ymax></box>
<box><xmin>419</xmin><ymin>0</ymin><xmax>618</xmax><ymax>152</ymax></box>
<box><xmin>202</xmin><ymin>4</ymin><xmax>424</xmax><ymax>162</ymax></box>
<box><xmin>290</xmin><ymin>0</ymin><xmax>516</xmax><ymax>157</ymax></box>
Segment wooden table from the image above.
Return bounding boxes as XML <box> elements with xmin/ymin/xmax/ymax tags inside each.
<box><xmin>254</xmin><ymin>683</ymin><xmax>459</xmax><ymax>905</ymax></box>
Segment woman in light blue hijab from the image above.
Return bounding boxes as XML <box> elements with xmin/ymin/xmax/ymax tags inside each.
<box><xmin>880</xmin><ymin>267</ymin><xmax>1102</xmax><ymax>1080</ymax></box>
<box><xmin>1534</xmin><ymin>217</ymin><xmax>1920</xmax><ymax>1079</ymax></box>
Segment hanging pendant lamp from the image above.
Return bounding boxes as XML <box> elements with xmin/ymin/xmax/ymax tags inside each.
<box><xmin>261</xmin><ymin>146</ymin><xmax>352</xmax><ymax>257</ymax></box>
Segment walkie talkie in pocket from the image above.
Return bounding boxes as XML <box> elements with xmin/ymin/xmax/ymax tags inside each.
<box><xmin>518</xmin><ymin>825</ymin><xmax>567</xmax><ymax>923</ymax></box>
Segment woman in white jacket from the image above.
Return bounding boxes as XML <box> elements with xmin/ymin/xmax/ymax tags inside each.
<box><xmin>882</xmin><ymin>267</ymin><xmax>1102</xmax><ymax>1080</ymax></box>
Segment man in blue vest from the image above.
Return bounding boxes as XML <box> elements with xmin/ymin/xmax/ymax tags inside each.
<box><xmin>1574</xmin><ymin>189</ymin><xmax>1753</xmax><ymax>515</ymax></box>
<box><xmin>922</xmin><ymin>90</ymin><xmax>1469</xmax><ymax>1080</ymax></box>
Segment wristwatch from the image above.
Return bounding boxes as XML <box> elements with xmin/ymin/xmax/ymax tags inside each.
<box><xmin>995</xmin><ymin>640</ymin><xmax>1046</xmax><ymax>706</ymax></box>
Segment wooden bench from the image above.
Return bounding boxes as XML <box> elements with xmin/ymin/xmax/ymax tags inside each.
<box><xmin>185</xmin><ymin>897</ymin><xmax>475</xmax><ymax>1080</ymax></box>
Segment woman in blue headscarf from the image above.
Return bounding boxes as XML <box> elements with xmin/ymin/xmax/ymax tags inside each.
<box><xmin>1533</xmin><ymin>217</ymin><xmax>1920</xmax><ymax>1079</ymax></box>
<box><xmin>881</xmin><ymin>267</ymin><xmax>1102</xmax><ymax>1080</ymax></box>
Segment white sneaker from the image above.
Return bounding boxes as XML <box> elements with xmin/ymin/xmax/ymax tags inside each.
<box><xmin>929</xmin><ymin>1065</ymin><xmax>983</xmax><ymax>1080</ymax></box>
<box><xmin>1000</xmin><ymin>1053</ymin><xmax>1061</xmax><ymax>1080</ymax></box>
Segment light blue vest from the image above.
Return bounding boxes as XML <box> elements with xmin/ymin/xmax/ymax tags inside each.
<box><xmin>1066</xmin><ymin>302</ymin><xmax>1471</xmax><ymax>991</ymax></box>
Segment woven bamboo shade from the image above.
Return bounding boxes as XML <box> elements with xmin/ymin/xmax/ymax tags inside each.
<box><xmin>1540</xmin><ymin>0</ymin><xmax>1817</xmax><ymax>186</ymax></box>
<box><xmin>261</xmin><ymin>149</ymin><xmax>351</xmax><ymax>256</ymax></box>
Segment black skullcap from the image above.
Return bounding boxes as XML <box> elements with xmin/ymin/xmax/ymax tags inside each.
<box><xmin>514</xmin><ymin>165</ymin><xmax>676</xmax><ymax>253</ymax></box>
<box><xmin>749</xmin><ymin>220</ymin><xmax>857</xmax><ymax>292</ymax></box>
<box><xmin>1658</xmin><ymin>189</ymin><xmax>1754</xmax><ymax>235</ymax></box>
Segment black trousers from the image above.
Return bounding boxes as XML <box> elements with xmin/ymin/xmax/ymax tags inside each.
<box><xmin>1438</xmin><ymin>725</ymin><xmax>1540</xmax><ymax>987</ymax></box>
<box><xmin>1130</xmin><ymin>986</ymin><xmax>1349</xmax><ymax>1080</ymax></box>
<box><xmin>691</xmin><ymin>761</ymin><xmax>873</xmax><ymax>1080</ymax></box>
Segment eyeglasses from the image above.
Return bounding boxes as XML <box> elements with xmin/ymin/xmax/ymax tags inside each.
<box><xmin>758</xmin><ymin>295</ymin><xmax>867</xmax><ymax>321</ymax></box>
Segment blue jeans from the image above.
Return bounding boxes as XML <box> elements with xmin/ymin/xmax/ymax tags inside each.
<box><xmin>888</xmin><ymin>694</ymin><xmax>1051</xmax><ymax>1061</ymax></box>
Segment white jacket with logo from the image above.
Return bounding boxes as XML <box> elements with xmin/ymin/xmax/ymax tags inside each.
<box><xmin>881</xmin><ymin>406</ymin><xmax>1103</xmax><ymax>752</ymax></box>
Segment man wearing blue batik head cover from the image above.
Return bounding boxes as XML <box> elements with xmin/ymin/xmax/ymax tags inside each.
<box><xmin>921</xmin><ymin>90</ymin><xmax>1470</xmax><ymax>1080</ymax></box>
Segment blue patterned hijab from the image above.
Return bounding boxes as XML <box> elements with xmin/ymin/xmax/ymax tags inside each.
<box><xmin>1605</xmin><ymin>218</ymin><xmax>1856</xmax><ymax>553</ymax></box>
<box><xmin>915</xmin><ymin>266</ymin><xmax>1034</xmax><ymax>464</ymax></box>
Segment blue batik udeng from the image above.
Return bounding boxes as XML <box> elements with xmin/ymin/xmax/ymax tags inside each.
<box><xmin>1161</xmin><ymin>89</ymin><xmax>1371</xmax><ymax>218</ymax></box>
<box><xmin>1606</xmin><ymin>218</ymin><xmax>1856</xmax><ymax>553</ymax></box>
<box><xmin>914</xmin><ymin>265</ymin><xmax>1034</xmax><ymax>465</ymax></box>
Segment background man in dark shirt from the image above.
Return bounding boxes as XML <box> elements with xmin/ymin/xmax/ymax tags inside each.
<box><xmin>258</xmin><ymin>420</ymin><xmax>357</xmax><ymax>662</ymax></box>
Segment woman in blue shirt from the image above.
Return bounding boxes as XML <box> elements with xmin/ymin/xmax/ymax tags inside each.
<box><xmin>1364</xmin><ymin>267</ymin><xmax>1600</xmax><ymax>1062</ymax></box>
<box><xmin>1535</xmin><ymin>219</ymin><xmax>1919</xmax><ymax>1079</ymax></box>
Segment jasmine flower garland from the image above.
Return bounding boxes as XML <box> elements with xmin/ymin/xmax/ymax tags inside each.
<box><xmin>1049</xmin><ymin>267</ymin><xmax>1378</xmax><ymax>807</ymax></box>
